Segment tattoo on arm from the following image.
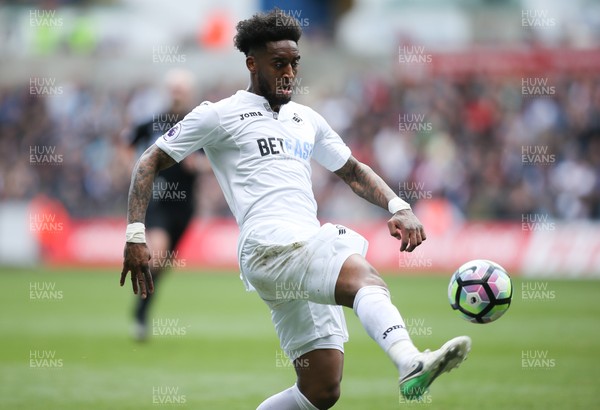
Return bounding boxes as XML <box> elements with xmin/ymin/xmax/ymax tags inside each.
<box><xmin>127</xmin><ymin>145</ymin><xmax>176</xmax><ymax>224</ymax></box>
<box><xmin>334</xmin><ymin>156</ymin><xmax>396</xmax><ymax>210</ymax></box>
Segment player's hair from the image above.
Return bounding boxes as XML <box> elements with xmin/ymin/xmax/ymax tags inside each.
<box><xmin>234</xmin><ymin>8</ymin><xmax>302</xmax><ymax>56</ymax></box>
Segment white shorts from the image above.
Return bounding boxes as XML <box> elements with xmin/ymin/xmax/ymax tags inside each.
<box><xmin>239</xmin><ymin>223</ymin><xmax>369</xmax><ymax>360</ymax></box>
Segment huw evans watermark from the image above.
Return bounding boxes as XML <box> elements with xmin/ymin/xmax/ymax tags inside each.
<box><xmin>521</xmin><ymin>282</ymin><xmax>556</xmax><ymax>301</ymax></box>
<box><xmin>398</xmin><ymin>113</ymin><xmax>432</xmax><ymax>132</ymax></box>
<box><xmin>275</xmin><ymin>281</ymin><xmax>309</xmax><ymax>300</ymax></box>
<box><xmin>275</xmin><ymin>9</ymin><xmax>310</xmax><ymax>27</ymax></box>
<box><xmin>152</xmin><ymin>386</ymin><xmax>186</xmax><ymax>404</ymax></box>
<box><xmin>30</xmin><ymin>78</ymin><xmax>63</xmax><ymax>95</ymax></box>
<box><xmin>29</xmin><ymin>213</ymin><xmax>63</xmax><ymax>233</ymax></box>
<box><xmin>521</xmin><ymin>9</ymin><xmax>556</xmax><ymax>28</ymax></box>
<box><xmin>29</xmin><ymin>350</ymin><xmax>63</xmax><ymax>368</ymax></box>
<box><xmin>521</xmin><ymin>78</ymin><xmax>555</xmax><ymax>96</ymax></box>
<box><xmin>152</xmin><ymin>181</ymin><xmax>187</xmax><ymax>201</ymax></box>
<box><xmin>398</xmin><ymin>181</ymin><xmax>432</xmax><ymax>201</ymax></box>
<box><xmin>30</xmin><ymin>9</ymin><xmax>63</xmax><ymax>27</ymax></box>
<box><xmin>521</xmin><ymin>214</ymin><xmax>555</xmax><ymax>231</ymax></box>
<box><xmin>30</xmin><ymin>282</ymin><xmax>63</xmax><ymax>300</ymax></box>
<box><xmin>152</xmin><ymin>45</ymin><xmax>186</xmax><ymax>63</ymax></box>
<box><xmin>405</xmin><ymin>317</ymin><xmax>433</xmax><ymax>337</ymax></box>
<box><xmin>399</xmin><ymin>246</ymin><xmax>432</xmax><ymax>269</ymax></box>
<box><xmin>521</xmin><ymin>350</ymin><xmax>556</xmax><ymax>369</ymax></box>
<box><xmin>29</xmin><ymin>145</ymin><xmax>63</xmax><ymax>165</ymax></box>
<box><xmin>152</xmin><ymin>318</ymin><xmax>189</xmax><ymax>336</ymax></box>
<box><xmin>521</xmin><ymin>145</ymin><xmax>555</xmax><ymax>165</ymax></box>
<box><xmin>152</xmin><ymin>113</ymin><xmax>179</xmax><ymax>133</ymax></box>
<box><xmin>275</xmin><ymin>349</ymin><xmax>309</xmax><ymax>368</ymax></box>
<box><xmin>398</xmin><ymin>45</ymin><xmax>432</xmax><ymax>64</ymax></box>
<box><xmin>151</xmin><ymin>250</ymin><xmax>187</xmax><ymax>269</ymax></box>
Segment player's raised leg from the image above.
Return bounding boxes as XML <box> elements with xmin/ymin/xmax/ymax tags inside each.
<box><xmin>335</xmin><ymin>254</ymin><xmax>420</xmax><ymax>373</ymax></box>
<box><xmin>336</xmin><ymin>254</ymin><xmax>471</xmax><ymax>400</ymax></box>
<box><xmin>398</xmin><ymin>335</ymin><xmax>471</xmax><ymax>400</ymax></box>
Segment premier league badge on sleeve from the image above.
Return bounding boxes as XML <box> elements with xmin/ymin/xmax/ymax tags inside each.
<box><xmin>163</xmin><ymin>123</ymin><xmax>182</xmax><ymax>142</ymax></box>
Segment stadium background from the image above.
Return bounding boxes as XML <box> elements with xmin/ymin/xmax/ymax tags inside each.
<box><xmin>1</xmin><ymin>0</ymin><xmax>599</xmax><ymax>409</ymax></box>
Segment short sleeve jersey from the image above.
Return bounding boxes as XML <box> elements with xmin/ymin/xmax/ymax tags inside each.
<box><xmin>155</xmin><ymin>90</ymin><xmax>351</xmax><ymax>243</ymax></box>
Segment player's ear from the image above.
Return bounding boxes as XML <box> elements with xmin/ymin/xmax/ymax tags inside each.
<box><xmin>246</xmin><ymin>55</ymin><xmax>256</xmax><ymax>74</ymax></box>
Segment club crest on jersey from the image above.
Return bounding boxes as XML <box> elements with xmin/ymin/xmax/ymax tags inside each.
<box><xmin>163</xmin><ymin>123</ymin><xmax>181</xmax><ymax>141</ymax></box>
<box><xmin>239</xmin><ymin>111</ymin><xmax>263</xmax><ymax>121</ymax></box>
<box><xmin>291</xmin><ymin>113</ymin><xmax>304</xmax><ymax>124</ymax></box>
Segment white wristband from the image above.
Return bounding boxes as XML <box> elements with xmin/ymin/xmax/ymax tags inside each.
<box><xmin>388</xmin><ymin>197</ymin><xmax>411</xmax><ymax>214</ymax></box>
<box><xmin>126</xmin><ymin>222</ymin><xmax>146</xmax><ymax>243</ymax></box>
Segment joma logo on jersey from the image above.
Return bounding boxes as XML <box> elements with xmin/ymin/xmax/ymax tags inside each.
<box><xmin>239</xmin><ymin>111</ymin><xmax>263</xmax><ymax>120</ymax></box>
<box><xmin>257</xmin><ymin>137</ymin><xmax>314</xmax><ymax>159</ymax></box>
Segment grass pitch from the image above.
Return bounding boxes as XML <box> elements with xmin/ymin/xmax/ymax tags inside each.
<box><xmin>1</xmin><ymin>267</ymin><xmax>599</xmax><ymax>409</ymax></box>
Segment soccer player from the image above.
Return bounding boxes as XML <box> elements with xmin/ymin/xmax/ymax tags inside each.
<box><xmin>125</xmin><ymin>69</ymin><xmax>206</xmax><ymax>341</ymax></box>
<box><xmin>120</xmin><ymin>9</ymin><xmax>470</xmax><ymax>409</ymax></box>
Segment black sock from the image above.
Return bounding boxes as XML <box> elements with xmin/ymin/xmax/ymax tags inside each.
<box><xmin>134</xmin><ymin>272</ymin><xmax>161</xmax><ymax>325</ymax></box>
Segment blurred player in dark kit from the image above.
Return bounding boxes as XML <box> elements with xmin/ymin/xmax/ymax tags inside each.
<box><xmin>126</xmin><ymin>69</ymin><xmax>206</xmax><ymax>341</ymax></box>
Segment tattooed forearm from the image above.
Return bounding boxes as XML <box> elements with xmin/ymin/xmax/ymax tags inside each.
<box><xmin>127</xmin><ymin>145</ymin><xmax>176</xmax><ymax>224</ymax></box>
<box><xmin>334</xmin><ymin>156</ymin><xmax>396</xmax><ymax>210</ymax></box>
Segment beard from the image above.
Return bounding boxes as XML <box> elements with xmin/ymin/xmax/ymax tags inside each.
<box><xmin>257</xmin><ymin>70</ymin><xmax>292</xmax><ymax>109</ymax></box>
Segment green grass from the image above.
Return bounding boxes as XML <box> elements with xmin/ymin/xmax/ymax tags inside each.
<box><xmin>1</xmin><ymin>267</ymin><xmax>599</xmax><ymax>409</ymax></box>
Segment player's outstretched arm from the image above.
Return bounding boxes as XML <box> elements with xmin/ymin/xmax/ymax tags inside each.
<box><xmin>334</xmin><ymin>155</ymin><xmax>426</xmax><ymax>252</ymax></box>
<box><xmin>120</xmin><ymin>145</ymin><xmax>176</xmax><ymax>298</ymax></box>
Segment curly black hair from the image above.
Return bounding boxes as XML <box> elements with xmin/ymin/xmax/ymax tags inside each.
<box><xmin>234</xmin><ymin>8</ymin><xmax>302</xmax><ymax>56</ymax></box>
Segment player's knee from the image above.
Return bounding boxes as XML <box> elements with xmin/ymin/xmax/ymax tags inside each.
<box><xmin>352</xmin><ymin>259</ymin><xmax>388</xmax><ymax>294</ymax></box>
<box><xmin>336</xmin><ymin>255</ymin><xmax>388</xmax><ymax>307</ymax></box>
<box><xmin>316</xmin><ymin>383</ymin><xmax>340</xmax><ymax>409</ymax></box>
<box><xmin>303</xmin><ymin>381</ymin><xmax>340</xmax><ymax>410</ymax></box>
<box><xmin>363</xmin><ymin>264</ymin><xmax>386</xmax><ymax>288</ymax></box>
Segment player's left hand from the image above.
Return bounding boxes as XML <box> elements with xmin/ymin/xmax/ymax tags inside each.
<box><xmin>387</xmin><ymin>209</ymin><xmax>427</xmax><ymax>252</ymax></box>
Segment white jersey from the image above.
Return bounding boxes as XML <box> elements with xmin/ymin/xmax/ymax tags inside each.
<box><xmin>155</xmin><ymin>89</ymin><xmax>351</xmax><ymax>264</ymax></box>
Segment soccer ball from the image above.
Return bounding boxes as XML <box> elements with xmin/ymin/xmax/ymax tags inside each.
<box><xmin>448</xmin><ymin>259</ymin><xmax>512</xmax><ymax>324</ymax></box>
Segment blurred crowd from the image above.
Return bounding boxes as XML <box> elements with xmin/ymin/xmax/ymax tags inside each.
<box><xmin>316</xmin><ymin>71</ymin><xmax>600</xmax><ymax>221</ymax></box>
<box><xmin>1</xmin><ymin>69</ymin><xmax>599</xmax><ymax>221</ymax></box>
